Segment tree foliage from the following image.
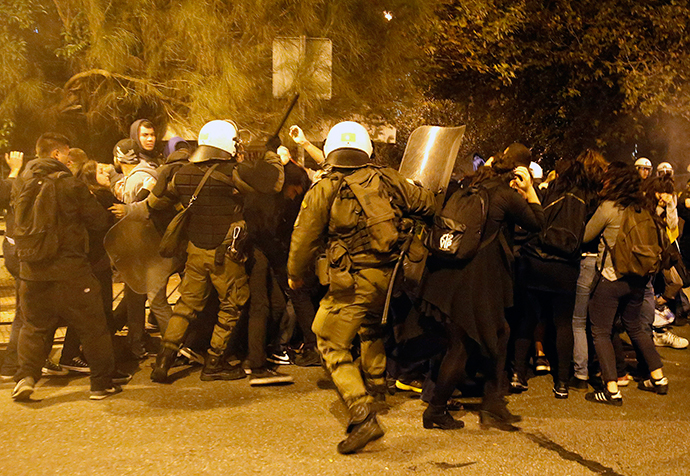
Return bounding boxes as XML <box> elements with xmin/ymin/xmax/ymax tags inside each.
<box><xmin>429</xmin><ymin>0</ymin><xmax>690</xmax><ymax>163</ymax></box>
<box><xmin>0</xmin><ymin>0</ymin><xmax>438</xmax><ymax>157</ymax></box>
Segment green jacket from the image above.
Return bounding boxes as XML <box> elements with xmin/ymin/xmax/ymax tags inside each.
<box><xmin>288</xmin><ymin>164</ymin><xmax>436</xmax><ymax>282</ymax></box>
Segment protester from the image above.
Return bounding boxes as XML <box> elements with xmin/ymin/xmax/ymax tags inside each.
<box><xmin>513</xmin><ymin>158</ymin><xmax>595</xmax><ymax>399</ymax></box>
<box><xmin>583</xmin><ymin>164</ymin><xmax>668</xmax><ymax>406</ymax></box>
<box><xmin>421</xmin><ymin>146</ymin><xmax>543</xmax><ymax>431</ymax></box>
<box><xmin>10</xmin><ymin>133</ymin><xmax>121</xmax><ymax>401</ymax></box>
<box><xmin>570</xmin><ymin>150</ymin><xmax>608</xmax><ymax>391</ymax></box>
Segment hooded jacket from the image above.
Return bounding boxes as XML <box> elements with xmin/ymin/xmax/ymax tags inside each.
<box><xmin>12</xmin><ymin>158</ymin><xmax>110</xmax><ymax>281</ymax></box>
<box><xmin>130</xmin><ymin>119</ymin><xmax>161</xmax><ymax>163</ymax></box>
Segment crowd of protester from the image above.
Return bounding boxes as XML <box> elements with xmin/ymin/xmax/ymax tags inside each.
<box><xmin>0</xmin><ymin>117</ymin><xmax>688</xmax><ymax>454</ymax></box>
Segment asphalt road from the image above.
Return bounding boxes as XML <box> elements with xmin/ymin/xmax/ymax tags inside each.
<box><xmin>1</xmin><ymin>327</ymin><xmax>689</xmax><ymax>476</ymax></box>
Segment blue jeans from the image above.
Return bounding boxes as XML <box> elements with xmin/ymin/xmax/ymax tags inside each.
<box><xmin>572</xmin><ymin>256</ymin><xmax>597</xmax><ymax>379</ymax></box>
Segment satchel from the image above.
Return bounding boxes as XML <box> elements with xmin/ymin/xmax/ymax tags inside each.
<box><xmin>159</xmin><ymin>164</ymin><xmax>219</xmax><ymax>258</ymax></box>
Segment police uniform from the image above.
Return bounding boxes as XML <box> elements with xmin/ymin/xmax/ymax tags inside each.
<box><xmin>149</xmin><ymin>120</ymin><xmax>284</xmax><ymax>382</ymax></box>
<box><xmin>287</xmin><ymin>121</ymin><xmax>436</xmax><ymax>453</ymax></box>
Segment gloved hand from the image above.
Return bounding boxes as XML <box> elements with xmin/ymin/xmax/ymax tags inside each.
<box><xmin>266</xmin><ymin>135</ymin><xmax>281</xmax><ymax>153</ymax></box>
<box><xmin>289</xmin><ymin>125</ymin><xmax>306</xmax><ymax>145</ymax></box>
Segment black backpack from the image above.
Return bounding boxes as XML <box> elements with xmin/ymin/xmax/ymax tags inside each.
<box><xmin>12</xmin><ymin>171</ymin><xmax>68</xmax><ymax>262</ymax></box>
<box><xmin>536</xmin><ymin>189</ymin><xmax>588</xmax><ymax>259</ymax></box>
<box><xmin>427</xmin><ymin>184</ymin><xmax>490</xmax><ymax>260</ymax></box>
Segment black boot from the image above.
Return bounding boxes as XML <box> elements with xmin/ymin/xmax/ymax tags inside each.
<box><xmin>337</xmin><ymin>403</ymin><xmax>384</xmax><ymax>454</ymax></box>
<box><xmin>480</xmin><ymin>398</ymin><xmax>521</xmax><ymax>431</ymax></box>
<box><xmin>423</xmin><ymin>403</ymin><xmax>464</xmax><ymax>430</ymax></box>
<box><xmin>200</xmin><ymin>353</ymin><xmax>246</xmax><ymax>381</ymax></box>
<box><xmin>150</xmin><ymin>347</ymin><xmax>177</xmax><ymax>383</ymax></box>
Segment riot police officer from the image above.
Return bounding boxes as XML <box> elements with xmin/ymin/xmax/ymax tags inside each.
<box><xmin>149</xmin><ymin>120</ymin><xmax>284</xmax><ymax>383</ymax></box>
<box><xmin>288</xmin><ymin>121</ymin><xmax>436</xmax><ymax>454</ymax></box>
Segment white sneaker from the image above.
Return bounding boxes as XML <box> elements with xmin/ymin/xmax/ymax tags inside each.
<box><xmin>653</xmin><ymin>330</ymin><xmax>689</xmax><ymax>349</ymax></box>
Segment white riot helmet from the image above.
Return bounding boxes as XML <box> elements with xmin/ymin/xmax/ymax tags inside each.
<box><xmin>323</xmin><ymin>121</ymin><xmax>373</xmax><ymax>168</ymax></box>
<box><xmin>634</xmin><ymin>157</ymin><xmax>652</xmax><ymax>169</ymax></box>
<box><xmin>657</xmin><ymin>161</ymin><xmax>674</xmax><ymax>176</ymax></box>
<box><xmin>529</xmin><ymin>161</ymin><xmax>543</xmax><ymax>180</ymax></box>
<box><xmin>191</xmin><ymin>120</ymin><xmax>238</xmax><ymax>163</ymax></box>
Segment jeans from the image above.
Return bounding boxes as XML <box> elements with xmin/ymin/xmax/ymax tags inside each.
<box><xmin>588</xmin><ymin>276</ymin><xmax>663</xmax><ymax>383</ymax></box>
<box><xmin>572</xmin><ymin>255</ymin><xmax>597</xmax><ymax>380</ymax></box>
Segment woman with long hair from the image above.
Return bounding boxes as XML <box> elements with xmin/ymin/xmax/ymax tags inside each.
<box><xmin>583</xmin><ymin>164</ymin><xmax>668</xmax><ymax>405</ymax></box>
<box><xmin>569</xmin><ymin>150</ymin><xmax>608</xmax><ymax>390</ymax></box>
<box><xmin>421</xmin><ymin>145</ymin><xmax>544</xmax><ymax>430</ymax></box>
<box><xmin>511</xmin><ymin>156</ymin><xmax>599</xmax><ymax>399</ymax></box>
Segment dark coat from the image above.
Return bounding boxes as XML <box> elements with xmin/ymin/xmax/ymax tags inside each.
<box><xmin>422</xmin><ymin>178</ymin><xmax>544</xmax><ymax>358</ymax></box>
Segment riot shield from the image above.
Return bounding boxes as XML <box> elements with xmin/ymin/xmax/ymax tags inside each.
<box><xmin>398</xmin><ymin>125</ymin><xmax>466</xmax><ymax>194</ymax></box>
<box><xmin>104</xmin><ymin>214</ymin><xmax>176</xmax><ymax>294</ymax></box>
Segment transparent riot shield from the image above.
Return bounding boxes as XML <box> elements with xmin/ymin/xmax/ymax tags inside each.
<box><xmin>398</xmin><ymin>125</ymin><xmax>466</xmax><ymax>194</ymax></box>
<box><xmin>103</xmin><ymin>214</ymin><xmax>176</xmax><ymax>294</ymax></box>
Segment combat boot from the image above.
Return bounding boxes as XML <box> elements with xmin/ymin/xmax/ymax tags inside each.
<box><xmin>200</xmin><ymin>353</ymin><xmax>246</xmax><ymax>381</ymax></box>
<box><xmin>337</xmin><ymin>402</ymin><xmax>384</xmax><ymax>454</ymax></box>
<box><xmin>150</xmin><ymin>347</ymin><xmax>177</xmax><ymax>383</ymax></box>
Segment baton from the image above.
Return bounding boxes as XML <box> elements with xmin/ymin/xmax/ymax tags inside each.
<box><xmin>272</xmin><ymin>93</ymin><xmax>300</xmax><ymax>138</ymax></box>
<box><xmin>381</xmin><ymin>233</ymin><xmax>414</xmax><ymax>325</ymax></box>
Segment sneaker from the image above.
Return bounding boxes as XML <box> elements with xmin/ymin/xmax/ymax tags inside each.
<box><xmin>61</xmin><ymin>356</ymin><xmax>91</xmax><ymax>374</ymax></box>
<box><xmin>534</xmin><ymin>355</ymin><xmax>551</xmax><ymax>374</ymax></box>
<box><xmin>90</xmin><ymin>385</ymin><xmax>123</xmax><ymax>400</ymax></box>
<box><xmin>553</xmin><ymin>381</ymin><xmax>569</xmax><ymax>399</ymax></box>
<box><xmin>112</xmin><ymin>370</ymin><xmax>132</xmax><ymax>385</ymax></box>
<box><xmin>266</xmin><ymin>349</ymin><xmax>291</xmax><ymax>366</ymax></box>
<box><xmin>249</xmin><ymin>368</ymin><xmax>294</xmax><ymax>386</ymax></box>
<box><xmin>585</xmin><ymin>388</ymin><xmax>622</xmax><ymax>406</ymax></box>
<box><xmin>42</xmin><ymin>360</ymin><xmax>69</xmax><ymax>377</ymax></box>
<box><xmin>179</xmin><ymin>347</ymin><xmax>204</xmax><ymax>365</ymax></box>
<box><xmin>200</xmin><ymin>355</ymin><xmax>246</xmax><ymax>381</ymax></box>
<box><xmin>0</xmin><ymin>374</ymin><xmax>14</xmax><ymax>383</ymax></box>
<box><xmin>395</xmin><ymin>378</ymin><xmax>424</xmax><ymax>393</ymax></box>
<box><xmin>638</xmin><ymin>376</ymin><xmax>669</xmax><ymax>395</ymax></box>
<box><xmin>11</xmin><ymin>377</ymin><xmax>35</xmax><ymax>401</ymax></box>
<box><xmin>617</xmin><ymin>374</ymin><xmax>632</xmax><ymax>387</ymax></box>
<box><xmin>509</xmin><ymin>373</ymin><xmax>528</xmax><ymax>393</ymax></box>
<box><xmin>653</xmin><ymin>330</ymin><xmax>689</xmax><ymax>349</ymax></box>
<box><xmin>569</xmin><ymin>376</ymin><xmax>588</xmax><ymax>391</ymax></box>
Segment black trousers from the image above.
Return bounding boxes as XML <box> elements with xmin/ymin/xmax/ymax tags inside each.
<box><xmin>431</xmin><ymin>319</ymin><xmax>509</xmax><ymax>407</ymax></box>
<box><xmin>17</xmin><ymin>274</ymin><xmax>115</xmax><ymax>391</ymax></box>
<box><xmin>61</xmin><ymin>267</ymin><xmax>116</xmax><ymax>363</ymax></box>
<box><xmin>589</xmin><ymin>276</ymin><xmax>663</xmax><ymax>383</ymax></box>
<box><xmin>246</xmin><ymin>249</ymin><xmax>286</xmax><ymax>369</ymax></box>
<box><xmin>514</xmin><ymin>288</ymin><xmax>575</xmax><ymax>384</ymax></box>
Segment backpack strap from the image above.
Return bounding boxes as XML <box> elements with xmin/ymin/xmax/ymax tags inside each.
<box><xmin>342</xmin><ymin>168</ymin><xmax>395</xmax><ymax>224</ymax></box>
<box><xmin>186</xmin><ymin>164</ymin><xmax>219</xmax><ymax>208</ymax></box>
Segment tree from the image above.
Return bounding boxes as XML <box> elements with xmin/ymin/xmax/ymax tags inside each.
<box><xmin>428</xmin><ymin>0</ymin><xmax>690</xmax><ymax>165</ymax></box>
<box><xmin>0</xmin><ymin>0</ymin><xmax>439</xmax><ymax>159</ymax></box>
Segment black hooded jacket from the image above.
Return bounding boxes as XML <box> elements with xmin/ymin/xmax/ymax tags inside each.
<box><xmin>12</xmin><ymin>158</ymin><xmax>110</xmax><ymax>281</ymax></box>
<box><xmin>130</xmin><ymin>118</ymin><xmax>162</xmax><ymax>164</ymax></box>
